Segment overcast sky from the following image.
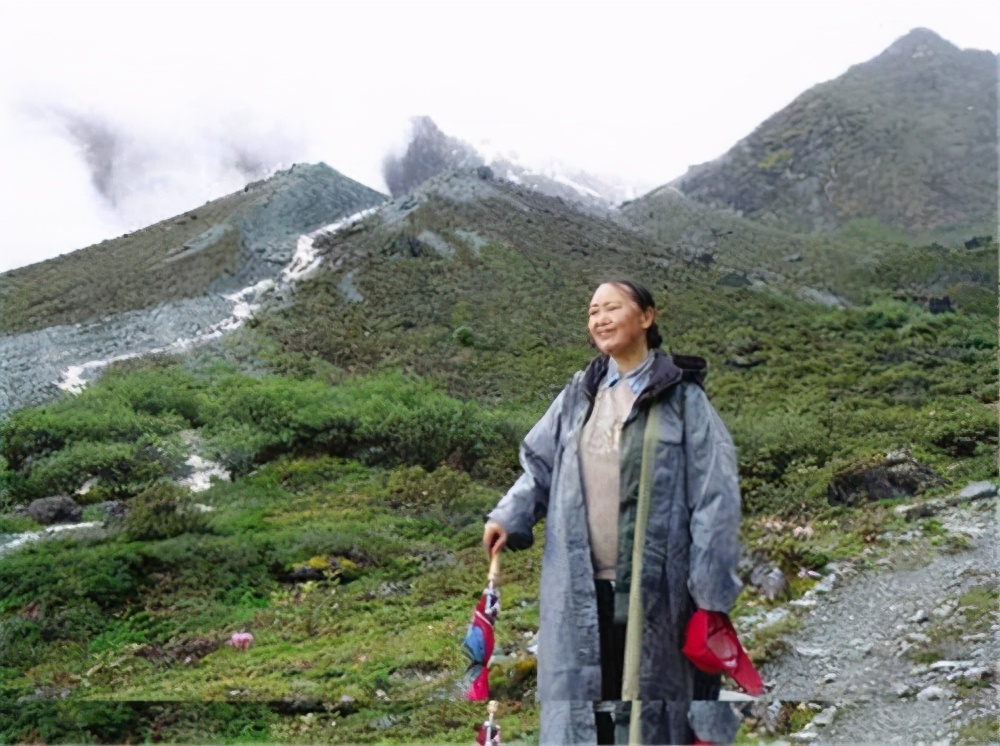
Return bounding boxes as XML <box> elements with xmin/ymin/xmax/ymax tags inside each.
<box><xmin>0</xmin><ymin>0</ymin><xmax>996</xmax><ymax>273</ymax></box>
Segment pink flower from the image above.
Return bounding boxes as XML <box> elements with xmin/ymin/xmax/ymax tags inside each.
<box><xmin>228</xmin><ymin>632</ymin><xmax>254</xmax><ymax>651</ymax></box>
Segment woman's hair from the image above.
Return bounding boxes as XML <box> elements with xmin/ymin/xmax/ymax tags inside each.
<box><xmin>588</xmin><ymin>278</ymin><xmax>664</xmax><ymax>350</ymax></box>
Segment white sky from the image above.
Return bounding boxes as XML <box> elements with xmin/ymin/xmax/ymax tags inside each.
<box><xmin>0</xmin><ymin>0</ymin><xmax>997</xmax><ymax>272</ymax></box>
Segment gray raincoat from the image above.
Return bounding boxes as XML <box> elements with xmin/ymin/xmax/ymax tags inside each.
<box><xmin>487</xmin><ymin>349</ymin><xmax>744</xmax><ymax>745</ymax></box>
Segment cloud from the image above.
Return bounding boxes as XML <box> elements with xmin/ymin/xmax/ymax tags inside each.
<box><xmin>0</xmin><ymin>99</ymin><xmax>309</xmax><ymax>271</ymax></box>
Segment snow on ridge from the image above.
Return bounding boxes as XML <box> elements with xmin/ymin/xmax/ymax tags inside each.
<box><xmin>0</xmin><ymin>521</ymin><xmax>103</xmax><ymax>558</ymax></box>
<box><xmin>552</xmin><ymin>174</ymin><xmax>603</xmax><ymax>199</ymax></box>
<box><xmin>54</xmin><ymin>206</ymin><xmax>381</xmax><ymax>394</ymax></box>
<box><xmin>179</xmin><ymin>454</ymin><xmax>230</xmax><ymax>493</ymax></box>
<box><xmin>282</xmin><ymin>207</ymin><xmax>379</xmax><ymax>284</ymax></box>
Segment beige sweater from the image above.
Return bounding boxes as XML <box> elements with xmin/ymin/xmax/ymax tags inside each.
<box><xmin>579</xmin><ymin>381</ymin><xmax>638</xmax><ymax>580</ymax></box>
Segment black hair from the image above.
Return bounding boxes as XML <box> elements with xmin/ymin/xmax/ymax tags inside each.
<box><xmin>587</xmin><ymin>278</ymin><xmax>664</xmax><ymax>351</ymax></box>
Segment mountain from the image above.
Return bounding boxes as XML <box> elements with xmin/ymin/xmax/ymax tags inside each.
<box><xmin>382</xmin><ymin>116</ymin><xmax>642</xmax><ymax>209</ymax></box>
<box><xmin>382</xmin><ymin>117</ymin><xmax>485</xmax><ymax>197</ymax></box>
<box><xmin>666</xmin><ymin>28</ymin><xmax>998</xmax><ymax>236</ymax></box>
<box><xmin>0</xmin><ymin>163</ymin><xmax>386</xmax><ymax>413</ymax></box>
<box><xmin>0</xmin><ymin>164</ymin><xmax>996</xmax><ymax>743</ymax></box>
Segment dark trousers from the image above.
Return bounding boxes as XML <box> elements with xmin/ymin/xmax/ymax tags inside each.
<box><xmin>594</xmin><ymin>579</ymin><xmax>722</xmax><ymax>745</ymax></box>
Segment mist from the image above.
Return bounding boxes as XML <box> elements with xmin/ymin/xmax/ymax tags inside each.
<box><xmin>0</xmin><ymin>100</ymin><xmax>313</xmax><ymax>271</ymax></box>
<box><xmin>0</xmin><ymin>0</ymin><xmax>996</xmax><ymax>273</ymax></box>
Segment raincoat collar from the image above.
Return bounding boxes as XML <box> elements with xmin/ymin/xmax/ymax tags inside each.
<box><xmin>583</xmin><ymin>348</ymin><xmax>707</xmax><ymax>409</ymax></box>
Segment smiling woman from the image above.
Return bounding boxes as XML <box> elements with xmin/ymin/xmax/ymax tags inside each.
<box><xmin>483</xmin><ymin>279</ymin><xmax>748</xmax><ymax>745</ymax></box>
<box><xmin>587</xmin><ymin>280</ymin><xmax>661</xmax><ymax>369</ymax></box>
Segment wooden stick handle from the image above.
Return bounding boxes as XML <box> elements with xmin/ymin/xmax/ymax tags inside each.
<box><xmin>488</xmin><ymin>551</ymin><xmax>501</xmax><ymax>585</ymax></box>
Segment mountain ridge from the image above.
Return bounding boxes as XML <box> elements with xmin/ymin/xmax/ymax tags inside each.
<box><xmin>666</xmin><ymin>28</ymin><xmax>998</xmax><ymax>236</ymax></box>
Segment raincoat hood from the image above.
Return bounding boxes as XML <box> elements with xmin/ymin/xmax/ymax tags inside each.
<box><xmin>581</xmin><ymin>349</ymin><xmax>707</xmax><ymax>407</ymax></box>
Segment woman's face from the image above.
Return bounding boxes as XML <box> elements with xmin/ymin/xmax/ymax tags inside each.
<box><xmin>588</xmin><ymin>283</ymin><xmax>654</xmax><ymax>357</ymax></box>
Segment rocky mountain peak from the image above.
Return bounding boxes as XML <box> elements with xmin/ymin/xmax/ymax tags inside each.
<box><xmin>661</xmin><ymin>28</ymin><xmax>997</xmax><ymax>236</ymax></box>
<box><xmin>881</xmin><ymin>27</ymin><xmax>960</xmax><ymax>59</ymax></box>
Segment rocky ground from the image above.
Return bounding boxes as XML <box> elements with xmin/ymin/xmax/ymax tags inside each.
<box><xmin>748</xmin><ymin>494</ymin><xmax>998</xmax><ymax>745</ymax></box>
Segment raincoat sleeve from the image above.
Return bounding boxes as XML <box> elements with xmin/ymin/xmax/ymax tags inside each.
<box><xmin>486</xmin><ymin>386</ymin><xmax>566</xmax><ymax>551</ymax></box>
<box><xmin>683</xmin><ymin>383</ymin><xmax>744</xmax><ymax>612</ymax></box>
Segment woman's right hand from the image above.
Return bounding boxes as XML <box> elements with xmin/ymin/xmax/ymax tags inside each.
<box><xmin>483</xmin><ymin>520</ymin><xmax>508</xmax><ymax>558</ymax></box>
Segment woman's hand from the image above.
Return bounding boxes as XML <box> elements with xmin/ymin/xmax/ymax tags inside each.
<box><xmin>482</xmin><ymin>520</ymin><xmax>508</xmax><ymax>558</ymax></box>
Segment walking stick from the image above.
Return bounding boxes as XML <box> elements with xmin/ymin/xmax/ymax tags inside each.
<box><xmin>622</xmin><ymin>402</ymin><xmax>661</xmax><ymax>745</ymax></box>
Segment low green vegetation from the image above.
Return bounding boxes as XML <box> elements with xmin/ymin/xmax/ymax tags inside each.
<box><xmin>0</xmin><ymin>186</ymin><xmax>996</xmax><ymax>742</ymax></box>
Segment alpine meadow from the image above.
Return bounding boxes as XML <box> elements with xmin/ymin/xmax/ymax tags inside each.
<box><xmin>0</xmin><ymin>27</ymin><xmax>997</xmax><ymax>745</ymax></box>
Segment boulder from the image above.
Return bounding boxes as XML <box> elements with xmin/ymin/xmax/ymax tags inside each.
<box><xmin>958</xmin><ymin>481</ymin><xmax>997</xmax><ymax>501</ymax></box>
<box><xmin>827</xmin><ymin>448</ymin><xmax>946</xmax><ymax>507</ymax></box>
<box><xmin>740</xmin><ymin>550</ymin><xmax>790</xmax><ymax>601</ymax></box>
<box><xmin>916</xmin><ymin>685</ymin><xmax>950</xmax><ymax>701</ymax></box>
<box><xmin>93</xmin><ymin>500</ymin><xmax>128</xmax><ymax>520</ymax></box>
<box><xmin>26</xmin><ymin>495</ymin><xmax>82</xmax><ymax>525</ymax></box>
<box><xmin>926</xmin><ymin>296</ymin><xmax>953</xmax><ymax>314</ymax></box>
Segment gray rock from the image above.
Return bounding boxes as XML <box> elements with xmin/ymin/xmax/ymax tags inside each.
<box><xmin>906</xmin><ymin>632</ymin><xmax>931</xmax><ymax>644</ymax></box>
<box><xmin>26</xmin><ymin>496</ymin><xmax>82</xmax><ymax>525</ymax></box>
<box><xmin>93</xmin><ymin>500</ymin><xmax>128</xmax><ymax>520</ymax></box>
<box><xmin>828</xmin><ymin>448</ymin><xmax>945</xmax><ymax>507</ymax></box>
<box><xmin>796</xmin><ymin>287</ymin><xmax>848</xmax><ymax>309</ymax></box>
<box><xmin>761</xmin><ymin>567</ymin><xmax>790</xmax><ymax>601</ymax></box>
<box><xmin>789</xmin><ymin>731</ymin><xmax>819</xmax><ymax>742</ymax></box>
<box><xmin>337</xmin><ymin>694</ymin><xmax>358</xmax><ymax>715</ymax></box>
<box><xmin>812</xmin><ymin>706</ymin><xmax>838</xmax><ymax>727</ymax></box>
<box><xmin>916</xmin><ymin>685</ymin><xmax>950</xmax><ymax>701</ymax></box>
<box><xmin>929</xmin><ymin>660</ymin><xmax>973</xmax><ymax>671</ymax></box>
<box><xmin>743</xmin><ymin>551</ymin><xmax>790</xmax><ymax>601</ymax></box>
<box><xmin>958</xmin><ymin>481</ymin><xmax>997</xmax><ymax>501</ymax></box>
<box><xmin>895</xmin><ymin>502</ymin><xmax>938</xmax><ymax>521</ymax></box>
<box><xmin>909</xmin><ymin>609</ymin><xmax>929</xmax><ymax>623</ymax></box>
<box><xmin>931</xmin><ymin>603</ymin><xmax>957</xmax><ymax>619</ymax></box>
<box><xmin>959</xmin><ymin>666</ymin><xmax>992</xmax><ymax>681</ymax></box>
<box><xmin>893</xmin><ymin>682</ymin><xmax>914</xmax><ymax>698</ymax></box>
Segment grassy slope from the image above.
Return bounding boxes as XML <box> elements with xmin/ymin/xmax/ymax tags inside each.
<box><xmin>0</xmin><ymin>174</ymin><xmax>996</xmax><ymax>743</ymax></box>
<box><xmin>0</xmin><ymin>165</ymin><xmax>387</xmax><ymax>335</ymax></box>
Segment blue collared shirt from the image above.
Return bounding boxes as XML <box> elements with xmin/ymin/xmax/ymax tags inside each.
<box><xmin>601</xmin><ymin>349</ymin><xmax>656</xmax><ymax>395</ymax></box>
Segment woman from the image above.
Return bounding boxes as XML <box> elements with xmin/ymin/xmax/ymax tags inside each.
<box><xmin>483</xmin><ymin>279</ymin><xmax>744</xmax><ymax>745</ymax></box>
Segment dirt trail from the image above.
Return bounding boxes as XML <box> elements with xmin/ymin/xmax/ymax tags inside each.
<box><xmin>753</xmin><ymin>496</ymin><xmax>998</xmax><ymax>745</ymax></box>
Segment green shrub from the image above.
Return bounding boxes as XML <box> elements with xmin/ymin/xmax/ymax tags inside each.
<box><xmin>0</xmin><ymin>616</ymin><xmax>44</xmax><ymax>668</ymax></box>
<box><xmin>453</xmin><ymin>325</ymin><xmax>476</xmax><ymax>347</ymax></box>
<box><xmin>97</xmin><ymin>363</ymin><xmax>205</xmax><ymax>426</ymax></box>
<box><xmin>385</xmin><ymin>465</ymin><xmax>474</xmax><ymax>510</ymax></box>
<box><xmin>0</xmin><ymin>541</ymin><xmax>146</xmax><ymax>614</ymax></box>
<box><xmin>202</xmin><ymin>371</ymin><xmax>514</xmax><ymax>476</ymax></box>
<box><xmin>925</xmin><ymin>405</ymin><xmax>999</xmax><ymax>457</ymax></box>
<box><xmin>0</xmin><ymin>700</ymin><xmax>144</xmax><ymax>744</ymax></box>
<box><xmin>16</xmin><ymin>435</ymin><xmax>186</xmax><ymax>502</ymax></box>
<box><xmin>1</xmin><ymin>403</ymin><xmax>185</xmax><ymax>472</ymax></box>
<box><xmin>0</xmin><ymin>513</ymin><xmax>39</xmax><ymax>533</ymax></box>
<box><xmin>858</xmin><ymin>299</ymin><xmax>912</xmax><ymax>330</ymax></box>
<box><xmin>121</xmin><ymin>483</ymin><xmax>213</xmax><ymax>542</ymax></box>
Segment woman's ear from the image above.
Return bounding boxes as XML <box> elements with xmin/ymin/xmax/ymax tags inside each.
<box><xmin>642</xmin><ymin>307</ymin><xmax>656</xmax><ymax>330</ymax></box>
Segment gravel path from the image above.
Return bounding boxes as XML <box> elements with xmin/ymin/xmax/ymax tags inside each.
<box><xmin>752</xmin><ymin>496</ymin><xmax>998</xmax><ymax>745</ymax></box>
